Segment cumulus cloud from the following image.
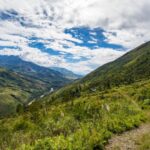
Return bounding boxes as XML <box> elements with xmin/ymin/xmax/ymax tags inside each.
<box><xmin>0</xmin><ymin>0</ymin><xmax>150</xmax><ymax>74</ymax></box>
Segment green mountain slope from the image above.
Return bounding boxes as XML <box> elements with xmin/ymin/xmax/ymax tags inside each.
<box><xmin>81</xmin><ymin>41</ymin><xmax>150</xmax><ymax>88</ymax></box>
<box><xmin>45</xmin><ymin>41</ymin><xmax>150</xmax><ymax>104</ymax></box>
<box><xmin>0</xmin><ymin>65</ymin><xmax>70</xmax><ymax>117</ymax></box>
<box><xmin>0</xmin><ymin>67</ymin><xmax>47</xmax><ymax>116</ymax></box>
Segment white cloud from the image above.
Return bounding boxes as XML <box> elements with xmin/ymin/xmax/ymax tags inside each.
<box><xmin>0</xmin><ymin>0</ymin><xmax>150</xmax><ymax>74</ymax></box>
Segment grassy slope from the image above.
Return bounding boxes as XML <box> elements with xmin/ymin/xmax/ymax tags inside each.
<box><xmin>82</xmin><ymin>41</ymin><xmax>150</xmax><ymax>86</ymax></box>
<box><xmin>0</xmin><ymin>79</ymin><xmax>149</xmax><ymax>149</ymax></box>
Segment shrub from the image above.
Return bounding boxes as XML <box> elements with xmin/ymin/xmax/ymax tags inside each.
<box><xmin>33</xmin><ymin>138</ymin><xmax>53</xmax><ymax>150</ymax></box>
<box><xmin>13</xmin><ymin>119</ymin><xmax>32</xmax><ymax>131</ymax></box>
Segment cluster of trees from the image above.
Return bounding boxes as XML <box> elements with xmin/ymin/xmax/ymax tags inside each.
<box><xmin>16</xmin><ymin>101</ymin><xmax>43</xmax><ymax>114</ymax></box>
<box><xmin>57</xmin><ymin>84</ymin><xmax>82</xmax><ymax>102</ymax></box>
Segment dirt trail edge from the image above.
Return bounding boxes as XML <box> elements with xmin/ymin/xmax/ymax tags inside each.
<box><xmin>105</xmin><ymin>123</ymin><xmax>150</xmax><ymax>150</ymax></box>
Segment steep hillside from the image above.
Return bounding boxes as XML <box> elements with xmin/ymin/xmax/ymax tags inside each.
<box><xmin>45</xmin><ymin>41</ymin><xmax>150</xmax><ymax>104</ymax></box>
<box><xmin>82</xmin><ymin>41</ymin><xmax>150</xmax><ymax>88</ymax></box>
<box><xmin>0</xmin><ymin>65</ymin><xmax>70</xmax><ymax>117</ymax></box>
<box><xmin>0</xmin><ymin>67</ymin><xmax>47</xmax><ymax>116</ymax></box>
<box><xmin>0</xmin><ymin>78</ymin><xmax>149</xmax><ymax>149</ymax></box>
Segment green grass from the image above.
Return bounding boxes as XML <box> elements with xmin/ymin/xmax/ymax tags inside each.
<box><xmin>0</xmin><ymin>79</ymin><xmax>149</xmax><ymax>150</ymax></box>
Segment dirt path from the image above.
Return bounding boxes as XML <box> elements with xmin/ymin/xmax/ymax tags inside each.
<box><xmin>105</xmin><ymin>123</ymin><xmax>150</xmax><ymax>150</ymax></box>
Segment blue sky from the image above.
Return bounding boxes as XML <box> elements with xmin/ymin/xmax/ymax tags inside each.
<box><xmin>0</xmin><ymin>0</ymin><xmax>150</xmax><ymax>74</ymax></box>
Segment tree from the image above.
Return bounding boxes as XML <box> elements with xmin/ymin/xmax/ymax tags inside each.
<box><xmin>16</xmin><ymin>104</ymin><xmax>24</xmax><ymax>114</ymax></box>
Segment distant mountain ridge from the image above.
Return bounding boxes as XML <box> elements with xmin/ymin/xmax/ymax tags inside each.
<box><xmin>51</xmin><ymin>67</ymin><xmax>82</xmax><ymax>80</ymax></box>
<box><xmin>0</xmin><ymin>55</ymin><xmax>79</xmax><ymax>116</ymax></box>
<box><xmin>0</xmin><ymin>55</ymin><xmax>81</xmax><ymax>80</ymax></box>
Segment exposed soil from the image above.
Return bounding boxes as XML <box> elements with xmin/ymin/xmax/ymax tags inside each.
<box><xmin>105</xmin><ymin>123</ymin><xmax>150</xmax><ymax>150</ymax></box>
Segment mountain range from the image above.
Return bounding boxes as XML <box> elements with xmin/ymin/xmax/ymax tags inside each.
<box><xmin>0</xmin><ymin>55</ymin><xmax>80</xmax><ymax>80</ymax></box>
<box><xmin>0</xmin><ymin>55</ymin><xmax>81</xmax><ymax>116</ymax></box>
